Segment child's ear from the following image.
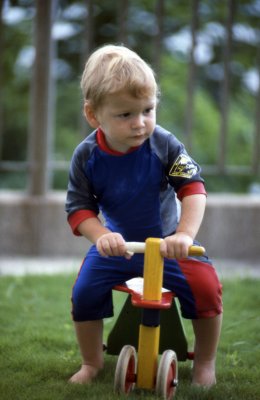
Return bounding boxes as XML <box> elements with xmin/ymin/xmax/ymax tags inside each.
<box><xmin>83</xmin><ymin>102</ymin><xmax>100</xmax><ymax>129</ymax></box>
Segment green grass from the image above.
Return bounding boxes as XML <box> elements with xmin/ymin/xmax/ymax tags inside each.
<box><xmin>0</xmin><ymin>274</ymin><xmax>259</xmax><ymax>400</ymax></box>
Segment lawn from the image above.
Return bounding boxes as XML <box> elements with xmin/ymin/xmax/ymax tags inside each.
<box><xmin>0</xmin><ymin>273</ymin><xmax>259</xmax><ymax>400</ymax></box>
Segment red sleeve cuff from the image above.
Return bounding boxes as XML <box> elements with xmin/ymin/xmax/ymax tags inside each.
<box><xmin>177</xmin><ymin>181</ymin><xmax>207</xmax><ymax>201</ymax></box>
<box><xmin>68</xmin><ymin>209</ymin><xmax>98</xmax><ymax>236</ymax></box>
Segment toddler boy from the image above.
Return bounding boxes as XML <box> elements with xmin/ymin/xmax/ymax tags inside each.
<box><xmin>66</xmin><ymin>44</ymin><xmax>222</xmax><ymax>387</ymax></box>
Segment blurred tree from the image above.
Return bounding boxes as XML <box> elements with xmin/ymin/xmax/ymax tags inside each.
<box><xmin>218</xmin><ymin>0</ymin><xmax>236</xmax><ymax>173</ymax></box>
<box><xmin>0</xmin><ymin>0</ymin><xmax>4</xmax><ymax>160</ymax></box>
<box><xmin>184</xmin><ymin>0</ymin><xmax>199</xmax><ymax>153</ymax></box>
<box><xmin>153</xmin><ymin>0</ymin><xmax>164</xmax><ymax>75</ymax></box>
<box><xmin>79</xmin><ymin>0</ymin><xmax>95</xmax><ymax>137</ymax></box>
<box><xmin>117</xmin><ymin>0</ymin><xmax>129</xmax><ymax>44</ymax></box>
<box><xmin>253</xmin><ymin>40</ymin><xmax>260</xmax><ymax>175</ymax></box>
<box><xmin>28</xmin><ymin>0</ymin><xmax>55</xmax><ymax>195</ymax></box>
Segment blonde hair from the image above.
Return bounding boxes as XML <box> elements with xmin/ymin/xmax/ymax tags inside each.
<box><xmin>80</xmin><ymin>44</ymin><xmax>159</xmax><ymax>109</ymax></box>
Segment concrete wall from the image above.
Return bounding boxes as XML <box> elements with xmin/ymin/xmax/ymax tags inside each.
<box><xmin>197</xmin><ymin>195</ymin><xmax>260</xmax><ymax>261</ymax></box>
<box><xmin>0</xmin><ymin>191</ymin><xmax>259</xmax><ymax>261</ymax></box>
<box><xmin>0</xmin><ymin>192</ymin><xmax>88</xmax><ymax>257</ymax></box>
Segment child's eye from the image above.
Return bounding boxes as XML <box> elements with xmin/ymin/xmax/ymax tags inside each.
<box><xmin>118</xmin><ymin>112</ymin><xmax>130</xmax><ymax>119</ymax></box>
<box><xmin>143</xmin><ymin>107</ymin><xmax>154</xmax><ymax>115</ymax></box>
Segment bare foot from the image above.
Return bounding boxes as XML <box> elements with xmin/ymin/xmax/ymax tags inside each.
<box><xmin>192</xmin><ymin>361</ymin><xmax>216</xmax><ymax>388</ymax></box>
<box><xmin>69</xmin><ymin>364</ymin><xmax>100</xmax><ymax>384</ymax></box>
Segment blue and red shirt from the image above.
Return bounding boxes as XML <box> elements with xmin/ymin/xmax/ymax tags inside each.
<box><xmin>65</xmin><ymin>125</ymin><xmax>206</xmax><ymax>241</ymax></box>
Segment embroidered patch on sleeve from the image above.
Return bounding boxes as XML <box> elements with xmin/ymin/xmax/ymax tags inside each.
<box><xmin>169</xmin><ymin>153</ymin><xmax>198</xmax><ymax>178</ymax></box>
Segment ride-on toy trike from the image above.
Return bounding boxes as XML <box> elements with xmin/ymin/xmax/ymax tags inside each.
<box><xmin>106</xmin><ymin>238</ymin><xmax>205</xmax><ymax>399</ymax></box>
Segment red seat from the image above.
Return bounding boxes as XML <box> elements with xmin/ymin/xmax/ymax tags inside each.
<box><xmin>114</xmin><ymin>281</ymin><xmax>174</xmax><ymax>309</ymax></box>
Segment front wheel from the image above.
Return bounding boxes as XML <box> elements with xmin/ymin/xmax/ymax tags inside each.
<box><xmin>156</xmin><ymin>350</ymin><xmax>178</xmax><ymax>399</ymax></box>
<box><xmin>114</xmin><ymin>345</ymin><xmax>137</xmax><ymax>394</ymax></box>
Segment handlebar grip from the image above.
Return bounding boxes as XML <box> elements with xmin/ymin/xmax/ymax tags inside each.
<box><xmin>125</xmin><ymin>241</ymin><xmax>205</xmax><ymax>256</ymax></box>
<box><xmin>125</xmin><ymin>242</ymin><xmax>146</xmax><ymax>254</ymax></box>
<box><xmin>188</xmin><ymin>245</ymin><xmax>205</xmax><ymax>257</ymax></box>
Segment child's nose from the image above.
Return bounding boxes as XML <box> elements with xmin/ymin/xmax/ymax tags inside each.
<box><xmin>132</xmin><ymin>114</ymin><xmax>145</xmax><ymax>129</ymax></box>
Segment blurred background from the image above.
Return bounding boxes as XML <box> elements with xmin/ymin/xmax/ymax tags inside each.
<box><xmin>0</xmin><ymin>0</ymin><xmax>259</xmax><ymax>262</ymax></box>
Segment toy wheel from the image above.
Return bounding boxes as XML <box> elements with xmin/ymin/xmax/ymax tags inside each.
<box><xmin>114</xmin><ymin>345</ymin><xmax>137</xmax><ymax>394</ymax></box>
<box><xmin>156</xmin><ymin>350</ymin><xmax>178</xmax><ymax>400</ymax></box>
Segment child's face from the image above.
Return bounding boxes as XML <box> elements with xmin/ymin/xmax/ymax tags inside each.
<box><xmin>95</xmin><ymin>91</ymin><xmax>157</xmax><ymax>153</ymax></box>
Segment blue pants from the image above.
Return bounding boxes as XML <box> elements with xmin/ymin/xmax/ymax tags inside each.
<box><xmin>71</xmin><ymin>245</ymin><xmax>222</xmax><ymax>321</ymax></box>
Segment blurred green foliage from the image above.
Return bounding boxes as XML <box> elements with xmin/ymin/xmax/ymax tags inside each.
<box><xmin>1</xmin><ymin>0</ymin><xmax>260</xmax><ymax>192</ymax></box>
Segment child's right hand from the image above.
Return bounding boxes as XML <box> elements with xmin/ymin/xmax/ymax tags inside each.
<box><xmin>96</xmin><ymin>232</ymin><xmax>131</xmax><ymax>259</ymax></box>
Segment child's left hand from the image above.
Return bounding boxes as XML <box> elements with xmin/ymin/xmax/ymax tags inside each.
<box><xmin>160</xmin><ymin>232</ymin><xmax>193</xmax><ymax>259</ymax></box>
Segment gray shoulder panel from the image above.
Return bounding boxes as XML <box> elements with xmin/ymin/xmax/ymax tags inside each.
<box><xmin>65</xmin><ymin>130</ymin><xmax>99</xmax><ymax>216</ymax></box>
<box><xmin>149</xmin><ymin>125</ymin><xmax>184</xmax><ymax>169</ymax></box>
<box><xmin>73</xmin><ymin>130</ymin><xmax>98</xmax><ymax>162</ymax></box>
<box><xmin>150</xmin><ymin>125</ymin><xmax>203</xmax><ymax>192</ymax></box>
